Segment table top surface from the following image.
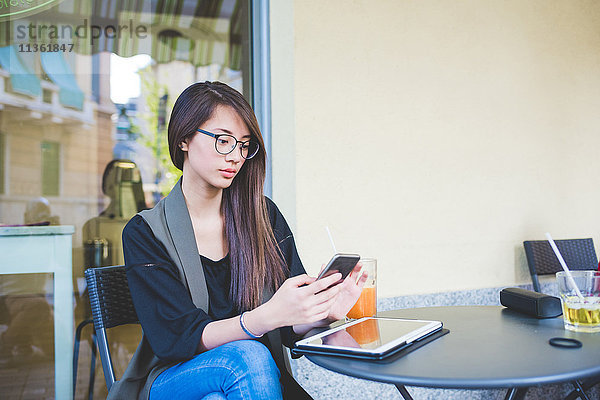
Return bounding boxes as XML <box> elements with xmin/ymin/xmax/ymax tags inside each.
<box><xmin>304</xmin><ymin>306</ymin><xmax>600</xmax><ymax>389</ymax></box>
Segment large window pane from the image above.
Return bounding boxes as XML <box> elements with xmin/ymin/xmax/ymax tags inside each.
<box><xmin>0</xmin><ymin>1</ymin><xmax>253</xmax><ymax>399</ymax></box>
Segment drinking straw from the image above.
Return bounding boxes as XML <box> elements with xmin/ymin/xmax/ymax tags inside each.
<box><xmin>545</xmin><ymin>232</ymin><xmax>585</xmax><ymax>300</ymax></box>
<box><xmin>325</xmin><ymin>226</ymin><xmax>337</xmax><ymax>254</ymax></box>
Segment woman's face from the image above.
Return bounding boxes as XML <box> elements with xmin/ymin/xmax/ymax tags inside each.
<box><xmin>181</xmin><ymin>105</ymin><xmax>250</xmax><ymax>191</ymax></box>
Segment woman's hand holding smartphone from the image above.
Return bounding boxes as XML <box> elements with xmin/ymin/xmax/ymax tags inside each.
<box><xmin>317</xmin><ymin>253</ymin><xmax>361</xmax><ymax>283</ymax></box>
<box><xmin>254</xmin><ymin>253</ymin><xmax>363</xmax><ymax>336</ymax></box>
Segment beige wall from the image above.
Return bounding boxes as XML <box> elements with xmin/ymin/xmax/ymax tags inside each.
<box><xmin>271</xmin><ymin>0</ymin><xmax>600</xmax><ymax>298</ymax></box>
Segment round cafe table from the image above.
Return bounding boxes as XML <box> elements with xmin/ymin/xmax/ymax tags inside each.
<box><xmin>304</xmin><ymin>306</ymin><xmax>600</xmax><ymax>400</ymax></box>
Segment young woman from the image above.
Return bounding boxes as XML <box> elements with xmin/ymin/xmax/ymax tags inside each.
<box><xmin>116</xmin><ymin>81</ymin><xmax>366</xmax><ymax>400</ymax></box>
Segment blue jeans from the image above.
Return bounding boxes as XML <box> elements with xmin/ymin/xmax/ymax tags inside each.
<box><xmin>149</xmin><ymin>340</ymin><xmax>283</xmax><ymax>400</ymax></box>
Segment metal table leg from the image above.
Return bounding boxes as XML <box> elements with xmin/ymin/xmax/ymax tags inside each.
<box><xmin>504</xmin><ymin>387</ymin><xmax>528</xmax><ymax>400</ymax></box>
<box><xmin>395</xmin><ymin>384</ymin><xmax>414</xmax><ymax>400</ymax></box>
<box><xmin>567</xmin><ymin>380</ymin><xmax>591</xmax><ymax>400</ymax></box>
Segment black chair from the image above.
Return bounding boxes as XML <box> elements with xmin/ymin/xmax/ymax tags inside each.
<box><xmin>84</xmin><ymin>265</ymin><xmax>139</xmax><ymax>391</ymax></box>
<box><xmin>523</xmin><ymin>238</ymin><xmax>597</xmax><ymax>293</ymax></box>
<box><xmin>73</xmin><ymin>318</ymin><xmax>96</xmax><ymax>400</ymax></box>
<box><xmin>523</xmin><ymin>238</ymin><xmax>599</xmax><ymax>400</ymax></box>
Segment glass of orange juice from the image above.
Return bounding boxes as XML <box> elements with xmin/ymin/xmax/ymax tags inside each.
<box><xmin>347</xmin><ymin>258</ymin><xmax>377</xmax><ymax>319</ymax></box>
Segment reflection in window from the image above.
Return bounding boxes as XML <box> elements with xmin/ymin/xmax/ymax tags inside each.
<box><xmin>41</xmin><ymin>141</ymin><xmax>59</xmax><ymax>196</ymax></box>
<box><xmin>0</xmin><ymin>1</ymin><xmax>254</xmax><ymax>398</ymax></box>
<box><xmin>0</xmin><ymin>272</ymin><xmax>55</xmax><ymax>364</ymax></box>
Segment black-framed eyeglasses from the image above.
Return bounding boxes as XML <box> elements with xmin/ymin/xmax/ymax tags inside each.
<box><xmin>196</xmin><ymin>128</ymin><xmax>260</xmax><ymax>160</ymax></box>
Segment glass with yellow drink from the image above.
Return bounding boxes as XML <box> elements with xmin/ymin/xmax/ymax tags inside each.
<box><xmin>347</xmin><ymin>258</ymin><xmax>377</xmax><ymax>319</ymax></box>
<box><xmin>556</xmin><ymin>271</ymin><xmax>600</xmax><ymax>333</ymax></box>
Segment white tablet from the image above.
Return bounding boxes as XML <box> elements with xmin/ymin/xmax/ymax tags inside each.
<box><xmin>294</xmin><ymin>317</ymin><xmax>443</xmax><ymax>359</ymax></box>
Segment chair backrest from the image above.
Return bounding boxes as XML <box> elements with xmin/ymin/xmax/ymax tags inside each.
<box><xmin>85</xmin><ymin>265</ymin><xmax>138</xmax><ymax>391</ymax></box>
<box><xmin>523</xmin><ymin>238</ymin><xmax>598</xmax><ymax>292</ymax></box>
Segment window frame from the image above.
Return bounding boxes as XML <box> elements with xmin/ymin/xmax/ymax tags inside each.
<box><xmin>252</xmin><ymin>0</ymin><xmax>272</xmax><ymax>197</ymax></box>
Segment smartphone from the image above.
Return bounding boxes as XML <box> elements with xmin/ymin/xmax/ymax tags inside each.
<box><xmin>317</xmin><ymin>253</ymin><xmax>361</xmax><ymax>281</ymax></box>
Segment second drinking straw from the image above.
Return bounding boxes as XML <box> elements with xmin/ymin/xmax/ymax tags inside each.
<box><xmin>545</xmin><ymin>232</ymin><xmax>585</xmax><ymax>301</ymax></box>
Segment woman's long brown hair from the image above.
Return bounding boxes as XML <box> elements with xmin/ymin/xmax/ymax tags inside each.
<box><xmin>168</xmin><ymin>81</ymin><xmax>287</xmax><ymax>311</ymax></box>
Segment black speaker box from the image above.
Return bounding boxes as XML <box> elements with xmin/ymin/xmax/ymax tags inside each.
<box><xmin>500</xmin><ymin>287</ymin><xmax>562</xmax><ymax>318</ymax></box>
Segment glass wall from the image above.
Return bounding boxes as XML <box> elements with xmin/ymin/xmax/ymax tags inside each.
<box><xmin>0</xmin><ymin>1</ymin><xmax>253</xmax><ymax>398</ymax></box>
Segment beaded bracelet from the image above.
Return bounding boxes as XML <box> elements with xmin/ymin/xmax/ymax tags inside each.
<box><xmin>240</xmin><ymin>311</ymin><xmax>263</xmax><ymax>338</ymax></box>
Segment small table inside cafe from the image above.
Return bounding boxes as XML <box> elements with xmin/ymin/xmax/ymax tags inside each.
<box><xmin>304</xmin><ymin>306</ymin><xmax>600</xmax><ymax>400</ymax></box>
<box><xmin>0</xmin><ymin>225</ymin><xmax>75</xmax><ymax>400</ymax></box>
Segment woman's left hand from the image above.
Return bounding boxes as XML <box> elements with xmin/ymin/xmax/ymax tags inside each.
<box><xmin>292</xmin><ymin>262</ymin><xmax>368</xmax><ymax>335</ymax></box>
<box><xmin>326</xmin><ymin>262</ymin><xmax>367</xmax><ymax>321</ymax></box>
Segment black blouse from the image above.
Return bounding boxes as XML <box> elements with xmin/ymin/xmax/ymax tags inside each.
<box><xmin>200</xmin><ymin>254</ymin><xmax>235</xmax><ymax>320</ymax></box>
<box><xmin>122</xmin><ymin>198</ymin><xmax>306</xmax><ymax>363</ymax></box>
